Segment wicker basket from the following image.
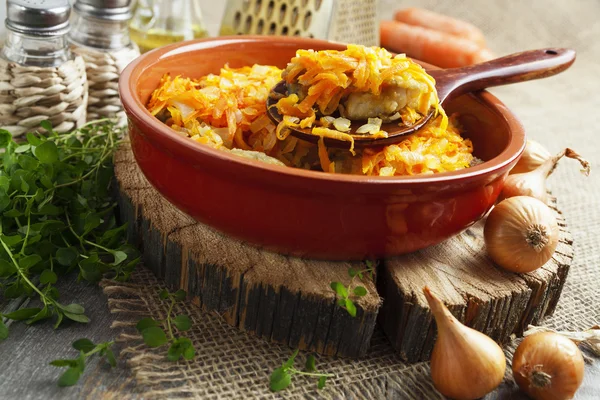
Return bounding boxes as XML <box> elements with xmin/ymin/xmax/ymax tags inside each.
<box><xmin>0</xmin><ymin>56</ymin><xmax>88</xmax><ymax>137</ymax></box>
<box><xmin>72</xmin><ymin>45</ymin><xmax>140</xmax><ymax>126</ymax></box>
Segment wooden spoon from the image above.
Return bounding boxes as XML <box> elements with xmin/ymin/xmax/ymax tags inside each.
<box><xmin>266</xmin><ymin>48</ymin><xmax>576</xmax><ymax>149</ymax></box>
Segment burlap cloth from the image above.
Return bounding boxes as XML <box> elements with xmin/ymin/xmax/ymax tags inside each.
<box><xmin>101</xmin><ymin>1</ymin><xmax>600</xmax><ymax>398</ymax></box>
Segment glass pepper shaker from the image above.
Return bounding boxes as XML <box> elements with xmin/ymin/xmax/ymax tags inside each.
<box><xmin>0</xmin><ymin>0</ymin><xmax>88</xmax><ymax>137</ymax></box>
<box><xmin>129</xmin><ymin>0</ymin><xmax>208</xmax><ymax>54</ymax></box>
<box><xmin>69</xmin><ymin>0</ymin><xmax>140</xmax><ymax>124</ymax></box>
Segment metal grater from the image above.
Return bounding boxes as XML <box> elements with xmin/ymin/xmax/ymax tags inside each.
<box><xmin>219</xmin><ymin>0</ymin><xmax>379</xmax><ymax>46</ymax></box>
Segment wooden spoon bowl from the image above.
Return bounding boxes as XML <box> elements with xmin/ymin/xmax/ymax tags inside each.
<box><xmin>267</xmin><ymin>48</ymin><xmax>576</xmax><ymax>149</ymax></box>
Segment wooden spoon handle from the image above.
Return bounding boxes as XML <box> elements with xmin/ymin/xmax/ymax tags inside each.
<box><xmin>431</xmin><ymin>48</ymin><xmax>576</xmax><ymax>102</ymax></box>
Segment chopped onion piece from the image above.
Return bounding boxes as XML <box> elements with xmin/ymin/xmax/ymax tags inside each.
<box><xmin>388</xmin><ymin>112</ymin><xmax>401</xmax><ymax>121</ymax></box>
<box><xmin>356</xmin><ymin>123</ymin><xmax>381</xmax><ymax>134</ymax></box>
<box><xmin>173</xmin><ymin>101</ymin><xmax>195</xmax><ymax>120</ymax></box>
<box><xmin>333</xmin><ymin>117</ymin><xmax>351</xmax><ymax>132</ymax></box>
<box><xmin>368</xmin><ymin>117</ymin><xmax>383</xmax><ymax>128</ymax></box>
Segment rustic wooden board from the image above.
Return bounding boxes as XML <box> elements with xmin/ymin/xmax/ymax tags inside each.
<box><xmin>115</xmin><ymin>143</ymin><xmax>572</xmax><ymax>361</ymax></box>
<box><xmin>377</xmin><ymin>198</ymin><xmax>573</xmax><ymax>362</ymax></box>
<box><xmin>114</xmin><ymin>143</ymin><xmax>381</xmax><ymax>358</ymax></box>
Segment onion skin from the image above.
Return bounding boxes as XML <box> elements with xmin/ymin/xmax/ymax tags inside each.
<box><xmin>501</xmin><ymin>148</ymin><xmax>590</xmax><ymax>204</ymax></box>
<box><xmin>424</xmin><ymin>287</ymin><xmax>506</xmax><ymax>400</ymax></box>
<box><xmin>510</xmin><ymin>139</ymin><xmax>552</xmax><ymax>174</ymax></box>
<box><xmin>484</xmin><ymin>196</ymin><xmax>559</xmax><ymax>273</ymax></box>
<box><xmin>512</xmin><ymin>332</ymin><xmax>584</xmax><ymax>400</ymax></box>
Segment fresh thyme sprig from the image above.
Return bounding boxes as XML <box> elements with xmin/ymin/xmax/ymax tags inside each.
<box><xmin>269</xmin><ymin>349</ymin><xmax>335</xmax><ymax>392</ymax></box>
<box><xmin>330</xmin><ymin>260</ymin><xmax>377</xmax><ymax>317</ymax></box>
<box><xmin>50</xmin><ymin>338</ymin><xmax>116</xmax><ymax>386</ymax></box>
<box><xmin>0</xmin><ymin>120</ymin><xmax>140</xmax><ymax>338</ymax></box>
<box><xmin>136</xmin><ymin>289</ymin><xmax>196</xmax><ymax>361</ymax></box>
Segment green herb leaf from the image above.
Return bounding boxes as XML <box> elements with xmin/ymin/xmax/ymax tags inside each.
<box><xmin>40</xmin><ymin>120</ymin><xmax>53</xmax><ymax>132</ymax></box>
<box><xmin>353</xmin><ymin>286</ymin><xmax>368</xmax><ymax>297</ymax></box>
<box><xmin>34</xmin><ymin>140</ymin><xmax>59</xmax><ymax>164</ymax></box>
<box><xmin>183</xmin><ymin>344</ymin><xmax>196</xmax><ymax>360</ymax></box>
<box><xmin>173</xmin><ymin>315</ymin><xmax>192</xmax><ymax>331</ymax></box>
<box><xmin>57</xmin><ymin>367</ymin><xmax>82</xmax><ymax>387</ymax></box>
<box><xmin>269</xmin><ymin>367</ymin><xmax>292</xmax><ymax>392</ymax></box>
<box><xmin>0</xmin><ymin>259</ymin><xmax>16</xmax><ymax>277</ymax></box>
<box><xmin>167</xmin><ymin>342</ymin><xmax>183</xmax><ymax>361</ymax></box>
<box><xmin>40</xmin><ymin>269</ymin><xmax>58</xmax><ymax>285</ymax></box>
<box><xmin>141</xmin><ymin>326</ymin><xmax>168</xmax><ymax>348</ymax></box>
<box><xmin>26</xmin><ymin>132</ymin><xmax>42</xmax><ymax>146</ymax></box>
<box><xmin>15</xmin><ymin>144</ymin><xmax>31</xmax><ymax>153</ymax></box>
<box><xmin>317</xmin><ymin>376</ymin><xmax>327</xmax><ymax>389</ymax></box>
<box><xmin>72</xmin><ymin>339</ymin><xmax>95</xmax><ymax>352</ymax></box>
<box><xmin>60</xmin><ymin>303</ymin><xmax>85</xmax><ymax>315</ymax></box>
<box><xmin>0</xmin><ymin>129</ymin><xmax>12</xmax><ymax>147</ymax></box>
<box><xmin>56</xmin><ymin>247</ymin><xmax>78</xmax><ymax>266</ymax></box>
<box><xmin>111</xmin><ymin>250</ymin><xmax>128</xmax><ymax>266</ymax></box>
<box><xmin>3</xmin><ymin>307</ymin><xmax>42</xmax><ymax>321</ymax></box>
<box><xmin>283</xmin><ymin>349</ymin><xmax>299</xmax><ymax>369</ymax></box>
<box><xmin>345</xmin><ymin>299</ymin><xmax>357</xmax><ymax>317</ymax></box>
<box><xmin>330</xmin><ymin>282</ymin><xmax>348</xmax><ymax>299</ymax></box>
<box><xmin>0</xmin><ymin>320</ymin><xmax>8</xmax><ymax>340</ymax></box>
<box><xmin>105</xmin><ymin>348</ymin><xmax>117</xmax><ymax>368</ymax></box>
<box><xmin>348</xmin><ymin>268</ymin><xmax>358</xmax><ymax>278</ymax></box>
<box><xmin>54</xmin><ymin>311</ymin><xmax>64</xmax><ymax>329</ymax></box>
<box><xmin>172</xmin><ymin>289</ymin><xmax>187</xmax><ymax>302</ymax></box>
<box><xmin>159</xmin><ymin>289</ymin><xmax>169</xmax><ymax>300</ymax></box>
<box><xmin>136</xmin><ymin>317</ymin><xmax>159</xmax><ymax>332</ymax></box>
<box><xmin>63</xmin><ymin>312</ymin><xmax>90</xmax><ymax>324</ymax></box>
<box><xmin>305</xmin><ymin>354</ymin><xmax>316</xmax><ymax>372</ymax></box>
<box><xmin>0</xmin><ymin>234</ymin><xmax>22</xmax><ymax>247</ymax></box>
<box><xmin>18</xmin><ymin>254</ymin><xmax>42</xmax><ymax>270</ymax></box>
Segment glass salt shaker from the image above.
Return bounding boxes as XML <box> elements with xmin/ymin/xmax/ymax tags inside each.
<box><xmin>0</xmin><ymin>0</ymin><xmax>88</xmax><ymax>137</ymax></box>
<box><xmin>129</xmin><ymin>0</ymin><xmax>208</xmax><ymax>53</ymax></box>
<box><xmin>68</xmin><ymin>0</ymin><xmax>140</xmax><ymax>124</ymax></box>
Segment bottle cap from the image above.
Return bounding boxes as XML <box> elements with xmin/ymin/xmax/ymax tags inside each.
<box><xmin>73</xmin><ymin>0</ymin><xmax>133</xmax><ymax>21</ymax></box>
<box><xmin>6</xmin><ymin>0</ymin><xmax>71</xmax><ymax>36</ymax></box>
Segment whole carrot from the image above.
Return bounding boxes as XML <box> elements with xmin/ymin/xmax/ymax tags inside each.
<box><xmin>380</xmin><ymin>20</ymin><xmax>495</xmax><ymax>68</ymax></box>
<box><xmin>394</xmin><ymin>7</ymin><xmax>487</xmax><ymax>47</ymax></box>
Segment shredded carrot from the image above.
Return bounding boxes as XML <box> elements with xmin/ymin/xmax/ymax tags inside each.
<box><xmin>146</xmin><ymin>54</ymin><xmax>473</xmax><ymax>177</ymax></box>
<box><xmin>275</xmin><ymin>44</ymin><xmax>447</xmax><ymax>138</ymax></box>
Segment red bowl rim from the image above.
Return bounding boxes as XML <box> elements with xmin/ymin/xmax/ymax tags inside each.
<box><xmin>119</xmin><ymin>35</ymin><xmax>526</xmax><ymax>186</ymax></box>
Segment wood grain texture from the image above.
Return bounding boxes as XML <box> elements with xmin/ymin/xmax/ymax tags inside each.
<box><xmin>0</xmin><ymin>273</ymin><xmax>140</xmax><ymax>400</ymax></box>
<box><xmin>114</xmin><ymin>142</ymin><xmax>381</xmax><ymax>358</ymax></box>
<box><xmin>378</xmin><ymin>197</ymin><xmax>573</xmax><ymax>362</ymax></box>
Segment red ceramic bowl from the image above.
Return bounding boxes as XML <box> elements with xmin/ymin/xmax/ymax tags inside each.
<box><xmin>119</xmin><ymin>36</ymin><xmax>526</xmax><ymax>260</ymax></box>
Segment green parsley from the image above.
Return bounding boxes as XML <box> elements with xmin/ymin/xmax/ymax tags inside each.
<box><xmin>330</xmin><ymin>260</ymin><xmax>377</xmax><ymax>317</ymax></box>
<box><xmin>0</xmin><ymin>120</ymin><xmax>139</xmax><ymax>338</ymax></box>
<box><xmin>136</xmin><ymin>288</ymin><xmax>196</xmax><ymax>361</ymax></box>
<box><xmin>50</xmin><ymin>338</ymin><xmax>116</xmax><ymax>386</ymax></box>
<box><xmin>269</xmin><ymin>350</ymin><xmax>335</xmax><ymax>392</ymax></box>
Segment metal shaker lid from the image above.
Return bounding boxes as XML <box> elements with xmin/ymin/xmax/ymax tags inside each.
<box><xmin>73</xmin><ymin>0</ymin><xmax>133</xmax><ymax>21</ymax></box>
<box><xmin>6</xmin><ymin>0</ymin><xmax>71</xmax><ymax>36</ymax></box>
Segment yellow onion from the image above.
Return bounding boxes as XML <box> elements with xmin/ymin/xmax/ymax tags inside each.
<box><xmin>424</xmin><ymin>286</ymin><xmax>506</xmax><ymax>400</ymax></box>
<box><xmin>501</xmin><ymin>148</ymin><xmax>590</xmax><ymax>204</ymax></box>
<box><xmin>510</xmin><ymin>139</ymin><xmax>552</xmax><ymax>174</ymax></box>
<box><xmin>484</xmin><ymin>196</ymin><xmax>558</xmax><ymax>273</ymax></box>
<box><xmin>513</xmin><ymin>331</ymin><xmax>584</xmax><ymax>400</ymax></box>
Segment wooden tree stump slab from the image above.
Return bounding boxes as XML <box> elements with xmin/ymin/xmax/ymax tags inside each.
<box><xmin>114</xmin><ymin>143</ymin><xmax>573</xmax><ymax>361</ymax></box>
<box><xmin>377</xmin><ymin>199</ymin><xmax>573</xmax><ymax>362</ymax></box>
<box><xmin>114</xmin><ymin>143</ymin><xmax>381</xmax><ymax>358</ymax></box>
